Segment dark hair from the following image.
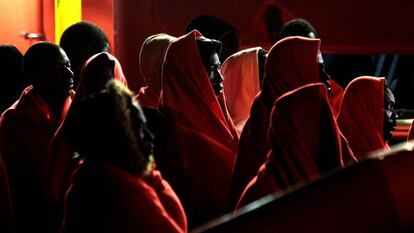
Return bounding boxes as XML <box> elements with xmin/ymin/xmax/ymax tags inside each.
<box><xmin>59</xmin><ymin>21</ymin><xmax>109</xmax><ymax>87</ymax></box>
<box><xmin>65</xmin><ymin>80</ymin><xmax>154</xmax><ymax>175</ymax></box>
<box><xmin>186</xmin><ymin>15</ymin><xmax>240</xmax><ymax>61</ymax></box>
<box><xmin>262</xmin><ymin>2</ymin><xmax>284</xmax><ymax>42</ymax></box>
<box><xmin>23</xmin><ymin>42</ymin><xmax>62</xmax><ymax>86</ymax></box>
<box><xmin>278</xmin><ymin>18</ymin><xmax>318</xmax><ymax>40</ymax></box>
<box><xmin>195</xmin><ymin>37</ymin><xmax>222</xmax><ymax>71</ymax></box>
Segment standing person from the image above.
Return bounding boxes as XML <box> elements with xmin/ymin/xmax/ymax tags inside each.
<box><xmin>337</xmin><ymin>76</ymin><xmax>398</xmax><ymax>159</ymax></box>
<box><xmin>61</xmin><ymin>80</ymin><xmax>187</xmax><ymax>233</ymax></box>
<box><xmin>0</xmin><ymin>45</ymin><xmax>29</xmax><ymax>115</ymax></box>
<box><xmin>0</xmin><ymin>42</ymin><xmax>74</xmax><ymax>233</ymax></box>
<box><xmin>136</xmin><ymin>33</ymin><xmax>176</xmax><ymax>107</ymax></box>
<box><xmin>158</xmin><ymin>30</ymin><xmax>238</xmax><ymax>227</ymax></box>
<box><xmin>47</xmin><ymin>52</ymin><xmax>128</xmax><ymax>231</ymax></box>
<box><xmin>59</xmin><ymin>21</ymin><xmax>110</xmax><ymax>88</ymax></box>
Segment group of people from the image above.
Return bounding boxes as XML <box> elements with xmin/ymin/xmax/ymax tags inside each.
<box><xmin>0</xmin><ymin>15</ymin><xmax>400</xmax><ymax>233</ymax></box>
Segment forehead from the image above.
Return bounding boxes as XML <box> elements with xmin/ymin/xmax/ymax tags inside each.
<box><xmin>57</xmin><ymin>48</ymin><xmax>70</xmax><ymax>62</ymax></box>
<box><xmin>384</xmin><ymin>87</ymin><xmax>395</xmax><ymax>103</ymax></box>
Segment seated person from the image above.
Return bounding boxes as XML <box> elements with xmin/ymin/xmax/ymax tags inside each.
<box><xmin>229</xmin><ymin>36</ymin><xmax>324</xmax><ymax>210</ymax></box>
<box><xmin>237</xmin><ymin>83</ymin><xmax>345</xmax><ymax>208</ymax></box>
<box><xmin>337</xmin><ymin>76</ymin><xmax>398</xmax><ymax>159</ymax></box>
<box><xmin>157</xmin><ymin>30</ymin><xmax>238</xmax><ymax>227</ymax></box>
<box><xmin>47</xmin><ymin>52</ymin><xmax>128</xmax><ymax>231</ymax></box>
<box><xmin>61</xmin><ymin>80</ymin><xmax>187</xmax><ymax>233</ymax></box>
<box><xmin>136</xmin><ymin>33</ymin><xmax>177</xmax><ymax>107</ymax></box>
<box><xmin>221</xmin><ymin>47</ymin><xmax>268</xmax><ymax>134</ymax></box>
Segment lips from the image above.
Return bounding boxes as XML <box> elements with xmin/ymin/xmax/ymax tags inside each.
<box><xmin>68</xmin><ymin>78</ymin><xmax>75</xmax><ymax>90</ymax></box>
<box><xmin>213</xmin><ymin>82</ymin><xmax>223</xmax><ymax>96</ymax></box>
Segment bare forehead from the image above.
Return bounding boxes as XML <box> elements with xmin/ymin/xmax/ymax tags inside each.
<box><xmin>384</xmin><ymin>87</ymin><xmax>395</xmax><ymax>103</ymax></box>
<box><xmin>57</xmin><ymin>47</ymin><xmax>70</xmax><ymax>63</ymax></box>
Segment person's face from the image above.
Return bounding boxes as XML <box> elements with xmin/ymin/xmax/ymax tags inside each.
<box><xmin>207</xmin><ymin>52</ymin><xmax>223</xmax><ymax>96</ymax></box>
<box><xmin>383</xmin><ymin>87</ymin><xmax>398</xmax><ymax>141</ymax></box>
<box><xmin>52</xmin><ymin>48</ymin><xmax>74</xmax><ymax>99</ymax></box>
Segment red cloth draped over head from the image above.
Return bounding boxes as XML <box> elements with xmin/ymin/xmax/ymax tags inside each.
<box><xmin>337</xmin><ymin>76</ymin><xmax>386</xmax><ymax>159</ymax></box>
<box><xmin>61</xmin><ymin>162</ymin><xmax>187</xmax><ymax>233</ymax></box>
<box><xmin>237</xmin><ymin>83</ymin><xmax>344</xmax><ymax>208</ymax></box>
<box><xmin>0</xmin><ymin>85</ymin><xmax>73</xmax><ymax>232</ymax></box>
<box><xmin>48</xmin><ymin>52</ymin><xmax>129</xmax><ymax>218</ymax></box>
<box><xmin>229</xmin><ymin>36</ymin><xmax>321</xmax><ymax>209</ymax></box>
<box><xmin>136</xmin><ymin>33</ymin><xmax>177</xmax><ymax>107</ymax></box>
<box><xmin>158</xmin><ymin>30</ymin><xmax>238</xmax><ymax>226</ymax></box>
<box><xmin>75</xmin><ymin>52</ymin><xmax>128</xmax><ymax>101</ymax></box>
<box><xmin>328</xmin><ymin>79</ymin><xmax>344</xmax><ymax>116</ymax></box>
<box><xmin>221</xmin><ymin>47</ymin><xmax>262</xmax><ymax>135</ymax></box>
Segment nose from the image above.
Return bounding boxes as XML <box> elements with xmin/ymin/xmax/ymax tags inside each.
<box><xmin>392</xmin><ymin>110</ymin><xmax>399</xmax><ymax>122</ymax></box>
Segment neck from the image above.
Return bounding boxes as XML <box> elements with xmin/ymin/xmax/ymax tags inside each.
<box><xmin>40</xmin><ymin>92</ymin><xmax>69</xmax><ymax>124</ymax></box>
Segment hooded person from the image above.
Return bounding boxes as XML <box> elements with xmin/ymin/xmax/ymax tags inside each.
<box><xmin>337</xmin><ymin>76</ymin><xmax>397</xmax><ymax>159</ymax></box>
<box><xmin>221</xmin><ymin>47</ymin><xmax>267</xmax><ymax>134</ymax></box>
<box><xmin>61</xmin><ymin>80</ymin><xmax>187</xmax><ymax>233</ymax></box>
<box><xmin>0</xmin><ymin>42</ymin><xmax>75</xmax><ymax>233</ymax></box>
<box><xmin>136</xmin><ymin>33</ymin><xmax>177</xmax><ymax>107</ymax></box>
<box><xmin>237</xmin><ymin>83</ymin><xmax>345</xmax><ymax>208</ymax></box>
<box><xmin>158</xmin><ymin>30</ymin><xmax>238</xmax><ymax>227</ymax></box>
<box><xmin>278</xmin><ymin>18</ymin><xmax>344</xmax><ymax>116</ymax></box>
<box><xmin>47</xmin><ymin>52</ymin><xmax>128</xmax><ymax>231</ymax></box>
<box><xmin>228</xmin><ymin>36</ymin><xmax>321</xmax><ymax>209</ymax></box>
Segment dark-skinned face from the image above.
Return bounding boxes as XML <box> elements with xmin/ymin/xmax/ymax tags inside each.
<box><xmin>383</xmin><ymin>87</ymin><xmax>398</xmax><ymax>141</ymax></box>
<box><xmin>207</xmin><ymin>52</ymin><xmax>223</xmax><ymax>96</ymax></box>
<box><xmin>49</xmin><ymin>48</ymin><xmax>74</xmax><ymax>101</ymax></box>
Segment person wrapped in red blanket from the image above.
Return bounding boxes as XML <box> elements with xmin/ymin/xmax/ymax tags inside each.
<box><xmin>47</xmin><ymin>52</ymin><xmax>128</xmax><ymax>231</ymax></box>
<box><xmin>61</xmin><ymin>80</ymin><xmax>186</xmax><ymax>233</ymax></box>
<box><xmin>136</xmin><ymin>33</ymin><xmax>177</xmax><ymax>107</ymax></box>
<box><xmin>337</xmin><ymin>76</ymin><xmax>397</xmax><ymax>159</ymax></box>
<box><xmin>158</xmin><ymin>30</ymin><xmax>239</xmax><ymax>227</ymax></box>
<box><xmin>0</xmin><ymin>42</ymin><xmax>74</xmax><ymax>233</ymax></box>
<box><xmin>237</xmin><ymin>83</ymin><xmax>345</xmax><ymax>208</ymax></box>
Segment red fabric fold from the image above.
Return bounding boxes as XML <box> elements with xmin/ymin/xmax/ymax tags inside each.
<box><xmin>229</xmin><ymin>36</ymin><xmax>321</xmax><ymax>209</ymax></box>
<box><xmin>0</xmin><ymin>86</ymin><xmax>73</xmax><ymax>232</ymax></box>
<box><xmin>222</xmin><ymin>47</ymin><xmax>262</xmax><ymax>135</ymax></box>
<box><xmin>61</xmin><ymin>162</ymin><xmax>187</xmax><ymax>233</ymax></box>
<box><xmin>337</xmin><ymin>76</ymin><xmax>387</xmax><ymax>159</ymax></box>
<box><xmin>158</xmin><ymin>30</ymin><xmax>238</xmax><ymax>226</ymax></box>
<box><xmin>328</xmin><ymin>78</ymin><xmax>344</xmax><ymax>116</ymax></box>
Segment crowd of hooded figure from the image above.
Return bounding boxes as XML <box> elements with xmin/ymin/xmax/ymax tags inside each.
<box><xmin>0</xmin><ymin>14</ymin><xmax>402</xmax><ymax>233</ymax></box>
